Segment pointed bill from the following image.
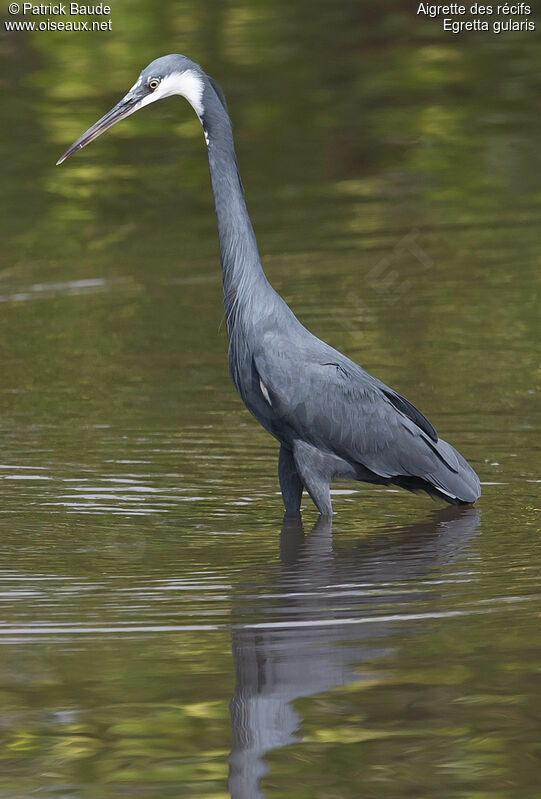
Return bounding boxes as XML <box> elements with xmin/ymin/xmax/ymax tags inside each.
<box><xmin>56</xmin><ymin>89</ymin><xmax>145</xmax><ymax>165</ymax></box>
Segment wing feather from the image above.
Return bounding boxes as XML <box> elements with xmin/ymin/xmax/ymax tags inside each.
<box><xmin>253</xmin><ymin>340</ymin><xmax>467</xmax><ymax>491</ymax></box>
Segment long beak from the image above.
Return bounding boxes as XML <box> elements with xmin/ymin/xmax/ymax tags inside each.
<box><xmin>56</xmin><ymin>90</ymin><xmax>144</xmax><ymax>165</ymax></box>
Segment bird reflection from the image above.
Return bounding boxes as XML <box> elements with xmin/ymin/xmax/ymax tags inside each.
<box><xmin>227</xmin><ymin>507</ymin><xmax>481</xmax><ymax>798</ymax></box>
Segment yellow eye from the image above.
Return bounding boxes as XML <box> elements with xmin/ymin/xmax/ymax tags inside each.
<box><xmin>148</xmin><ymin>79</ymin><xmax>160</xmax><ymax>91</ymax></box>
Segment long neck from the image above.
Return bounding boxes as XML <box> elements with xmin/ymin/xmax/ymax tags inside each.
<box><xmin>202</xmin><ymin>88</ymin><xmax>269</xmax><ymax>330</ymax></box>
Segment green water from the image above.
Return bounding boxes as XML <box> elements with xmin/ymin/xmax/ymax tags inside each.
<box><xmin>1</xmin><ymin>2</ymin><xmax>540</xmax><ymax>796</ymax></box>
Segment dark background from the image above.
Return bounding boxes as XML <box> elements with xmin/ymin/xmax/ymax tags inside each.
<box><xmin>1</xmin><ymin>2</ymin><xmax>540</xmax><ymax>796</ymax></box>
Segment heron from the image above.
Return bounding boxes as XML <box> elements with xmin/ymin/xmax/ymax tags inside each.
<box><xmin>57</xmin><ymin>54</ymin><xmax>481</xmax><ymax>517</ymax></box>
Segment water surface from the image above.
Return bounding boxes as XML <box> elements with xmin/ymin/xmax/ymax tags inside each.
<box><xmin>1</xmin><ymin>3</ymin><xmax>540</xmax><ymax>796</ymax></box>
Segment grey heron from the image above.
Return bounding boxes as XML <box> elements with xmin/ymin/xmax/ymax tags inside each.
<box><xmin>57</xmin><ymin>54</ymin><xmax>481</xmax><ymax>516</ymax></box>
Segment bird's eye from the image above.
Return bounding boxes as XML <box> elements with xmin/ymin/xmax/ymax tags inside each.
<box><xmin>148</xmin><ymin>79</ymin><xmax>160</xmax><ymax>91</ymax></box>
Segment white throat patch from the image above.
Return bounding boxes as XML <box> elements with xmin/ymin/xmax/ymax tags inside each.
<box><xmin>136</xmin><ymin>70</ymin><xmax>205</xmax><ymax>119</ymax></box>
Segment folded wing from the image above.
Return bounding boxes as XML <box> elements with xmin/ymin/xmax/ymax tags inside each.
<box><xmin>253</xmin><ymin>340</ymin><xmax>480</xmax><ymax>504</ymax></box>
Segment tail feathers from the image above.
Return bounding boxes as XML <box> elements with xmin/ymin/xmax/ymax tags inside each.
<box><xmin>421</xmin><ymin>436</ymin><xmax>480</xmax><ymax>504</ymax></box>
<box><xmin>349</xmin><ymin>416</ymin><xmax>481</xmax><ymax>506</ymax></box>
<box><xmin>380</xmin><ymin>436</ymin><xmax>480</xmax><ymax>506</ymax></box>
<box><xmin>390</xmin><ymin>475</ymin><xmax>474</xmax><ymax>506</ymax></box>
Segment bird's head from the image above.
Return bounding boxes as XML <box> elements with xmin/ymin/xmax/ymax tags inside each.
<box><xmin>56</xmin><ymin>54</ymin><xmax>209</xmax><ymax>165</ymax></box>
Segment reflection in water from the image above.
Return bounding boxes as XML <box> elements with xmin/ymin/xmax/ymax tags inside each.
<box><xmin>228</xmin><ymin>508</ymin><xmax>481</xmax><ymax>798</ymax></box>
<box><xmin>2</xmin><ymin>2</ymin><xmax>540</xmax><ymax>794</ymax></box>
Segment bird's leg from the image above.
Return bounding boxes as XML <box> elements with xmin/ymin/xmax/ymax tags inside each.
<box><xmin>278</xmin><ymin>445</ymin><xmax>303</xmax><ymax>515</ymax></box>
<box><xmin>292</xmin><ymin>441</ymin><xmax>333</xmax><ymax>517</ymax></box>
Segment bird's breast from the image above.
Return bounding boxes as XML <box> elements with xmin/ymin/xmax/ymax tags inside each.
<box><xmin>227</xmin><ymin>334</ymin><xmax>286</xmax><ymax>442</ymax></box>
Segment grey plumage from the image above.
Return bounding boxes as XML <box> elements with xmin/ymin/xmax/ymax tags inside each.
<box><xmin>57</xmin><ymin>54</ymin><xmax>481</xmax><ymax>516</ymax></box>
